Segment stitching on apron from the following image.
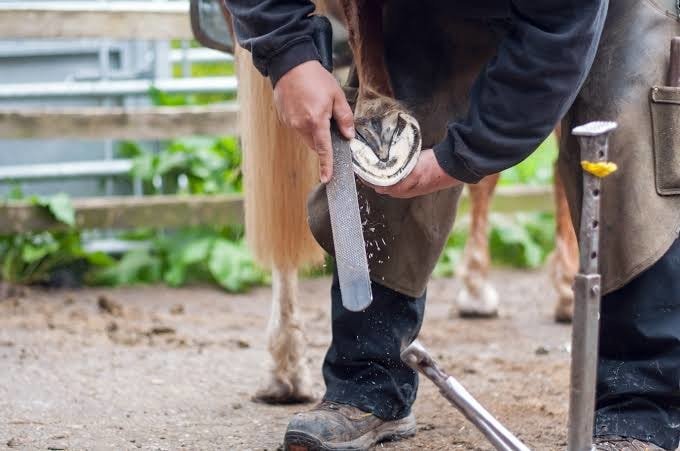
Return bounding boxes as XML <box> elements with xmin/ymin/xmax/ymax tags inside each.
<box><xmin>644</xmin><ymin>0</ymin><xmax>680</xmax><ymax>21</ymax></box>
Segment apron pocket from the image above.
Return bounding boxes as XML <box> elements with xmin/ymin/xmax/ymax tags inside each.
<box><xmin>651</xmin><ymin>86</ymin><xmax>680</xmax><ymax>195</ymax></box>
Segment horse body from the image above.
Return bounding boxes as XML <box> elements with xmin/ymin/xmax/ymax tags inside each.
<box><xmin>233</xmin><ymin>0</ymin><xmax>578</xmax><ymax>403</ymax></box>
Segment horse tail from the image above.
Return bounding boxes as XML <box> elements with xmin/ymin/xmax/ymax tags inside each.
<box><xmin>235</xmin><ymin>46</ymin><xmax>324</xmax><ymax>271</ymax></box>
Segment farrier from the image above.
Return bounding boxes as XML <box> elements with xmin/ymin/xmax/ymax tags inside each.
<box><xmin>224</xmin><ymin>1</ymin><xmax>680</xmax><ymax>450</ymax></box>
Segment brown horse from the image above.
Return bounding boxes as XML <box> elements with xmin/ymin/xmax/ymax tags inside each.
<box><xmin>195</xmin><ymin>0</ymin><xmax>578</xmax><ymax>404</ymax></box>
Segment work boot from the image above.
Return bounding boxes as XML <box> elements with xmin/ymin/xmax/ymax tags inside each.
<box><xmin>595</xmin><ymin>436</ymin><xmax>667</xmax><ymax>450</ymax></box>
<box><xmin>283</xmin><ymin>401</ymin><xmax>416</xmax><ymax>451</ymax></box>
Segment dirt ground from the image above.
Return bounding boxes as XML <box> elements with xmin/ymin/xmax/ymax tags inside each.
<box><xmin>0</xmin><ymin>269</ymin><xmax>574</xmax><ymax>451</ymax></box>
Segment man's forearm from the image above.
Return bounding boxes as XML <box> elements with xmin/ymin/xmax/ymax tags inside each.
<box><xmin>223</xmin><ymin>0</ymin><xmax>321</xmax><ymax>85</ymax></box>
<box><xmin>433</xmin><ymin>0</ymin><xmax>608</xmax><ymax>183</ymax></box>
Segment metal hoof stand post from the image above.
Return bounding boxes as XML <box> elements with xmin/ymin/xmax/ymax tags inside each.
<box><xmin>401</xmin><ymin>122</ymin><xmax>617</xmax><ymax>451</ymax></box>
<box><xmin>568</xmin><ymin>121</ymin><xmax>618</xmax><ymax>451</ymax></box>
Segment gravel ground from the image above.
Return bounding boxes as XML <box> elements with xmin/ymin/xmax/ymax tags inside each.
<box><xmin>0</xmin><ymin>269</ymin><xmax>573</xmax><ymax>450</ymax></box>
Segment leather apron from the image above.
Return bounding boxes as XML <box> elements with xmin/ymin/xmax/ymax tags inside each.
<box><xmin>308</xmin><ymin>2</ymin><xmax>507</xmax><ymax>297</ymax></box>
<box><xmin>559</xmin><ymin>0</ymin><xmax>680</xmax><ymax>294</ymax></box>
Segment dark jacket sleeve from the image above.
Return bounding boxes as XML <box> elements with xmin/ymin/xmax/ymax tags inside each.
<box><xmin>223</xmin><ymin>0</ymin><xmax>320</xmax><ymax>86</ymax></box>
<box><xmin>433</xmin><ymin>0</ymin><xmax>608</xmax><ymax>183</ymax></box>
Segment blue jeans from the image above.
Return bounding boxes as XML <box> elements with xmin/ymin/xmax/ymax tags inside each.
<box><xmin>595</xmin><ymin>238</ymin><xmax>680</xmax><ymax>450</ymax></box>
<box><xmin>322</xmin><ymin>268</ymin><xmax>425</xmax><ymax>421</ymax></box>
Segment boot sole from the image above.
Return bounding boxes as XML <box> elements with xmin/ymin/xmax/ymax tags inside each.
<box><xmin>283</xmin><ymin>415</ymin><xmax>416</xmax><ymax>451</ymax></box>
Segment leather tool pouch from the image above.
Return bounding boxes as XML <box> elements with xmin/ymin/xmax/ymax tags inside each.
<box><xmin>651</xmin><ymin>86</ymin><xmax>680</xmax><ymax>195</ymax></box>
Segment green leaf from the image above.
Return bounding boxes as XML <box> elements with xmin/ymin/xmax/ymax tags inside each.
<box><xmin>86</xmin><ymin>251</ymin><xmax>116</xmax><ymax>267</ymax></box>
<box><xmin>6</xmin><ymin>183</ymin><xmax>24</xmax><ymax>200</ymax></box>
<box><xmin>156</xmin><ymin>151</ymin><xmax>188</xmax><ymax>175</ymax></box>
<box><xmin>91</xmin><ymin>250</ymin><xmax>162</xmax><ymax>286</ymax></box>
<box><xmin>116</xmin><ymin>140</ymin><xmax>144</xmax><ymax>158</ymax></box>
<box><xmin>208</xmin><ymin>239</ymin><xmax>265</xmax><ymax>292</ymax></box>
<box><xmin>500</xmin><ymin>133</ymin><xmax>558</xmax><ymax>186</ymax></box>
<box><xmin>148</xmin><ymin>87</ymin><xmax>189</xmax><ymax>106</ymax></box>
<box><xmin>21</xmin><ymin>238</ymin><xmax>59</xmax><ymax>264</ymax></box>
<box><xmin>179</xmin><ymin>236</ymin><xmax>214</xmax><ymax>265</ymax></box>
<box><xmin>489</xmin><ymin>216</ymin><xmax>544</xmax><ymax>268</ymax></box>
<box><xmin>161</xmin><ymin>232</ymin><xmax>215</xmax><ymax>286</ymax></box>
<box><xmin>34</xmin><ymin>193</ymin><xmax>75</xmax><ymax>226</ymax></box>
<box><xmin>131</xmin><ymin>153</ymin><xmax>157</xmax><ymax>181</ymax></box>
<box><xmin>163</xmin><ymin>263</ymin><xmax>187</xmax><ymax>287</ymax></box>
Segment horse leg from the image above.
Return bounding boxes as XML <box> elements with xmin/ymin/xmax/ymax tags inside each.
<box><xmin>254</xmin><ymin>266</ymin><xmax>315</xmax><ymax>404</ymax></box>
<box><xmin>340</xmin><ymin>0</ymin><xmax>391</xmax><ymax>99</ymax></box>
<box><xmin>454</xmin><ymin>174</ymin><xmax>501</xmax><ymax>318</ymax></box>
<box><xmin>236</xmin><ymin>45</ymin><xmax>322</xmax><ymax>404</ymax></box>
<box><xmin>549</xmin><ymin>165</ymin><xmax>578</xmax><ymax>323</ymax></box>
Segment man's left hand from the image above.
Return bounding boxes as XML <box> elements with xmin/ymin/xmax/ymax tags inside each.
<box><xmin>371</xmin><ymin>149</ymin><xmax>462</xmax><ymax>198</ymax></box>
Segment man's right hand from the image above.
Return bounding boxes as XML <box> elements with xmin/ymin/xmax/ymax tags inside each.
<box><xmin>273</xmin><ymin>60</ymin><xmax>355</xmax><ymax>183</ymax></box>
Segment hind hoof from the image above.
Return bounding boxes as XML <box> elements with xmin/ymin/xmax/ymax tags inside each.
<box><xmin>454</xmin><ymin>283</ymin><xmax>499</xmax><ymax>318</ymax></box>
<box><xmin>554</xmin><ymin>297</ymin><xmax>573</xmax><ymax>324</ymax></box>
<box><xmin>253</xmin><ymin>378</ymin><xmax>316</xmax><ymax>405</ymax></box>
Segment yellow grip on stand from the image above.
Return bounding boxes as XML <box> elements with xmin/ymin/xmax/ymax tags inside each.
<box><xmin>581</xmin><ymin>160</ymin><xmax>618</xmax><ymax>178</ymax></box>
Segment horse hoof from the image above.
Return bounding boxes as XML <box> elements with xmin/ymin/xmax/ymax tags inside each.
<box><xmin>454</xmin><ymin>283</ymin><xmax>499</xmax><ymax>318</ymax></box>
<box><xmin>253</xmin><ymin>378</ymin><xmax>316</xmax><ymax>405</ymax></box>
<box><xmin>554</xmin><ymin>297</ymin><xmax>574</xmax><ymax>323</ymax></box>
<box><xmin>351</xmin><ymin>109</ymin><xmax>421</xmax><ymax>187</ymax></box>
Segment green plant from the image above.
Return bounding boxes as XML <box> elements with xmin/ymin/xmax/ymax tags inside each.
<box><xmin>499</xmin><ymin>133</ymin><xmax>558</xmax><ymax>186</ymax></box>
<box><xmin>489</xmin><ymin>212</ymin><xmax>556</xmax><ymax>268</ymax></box>
<box><xmin>0</xmin><ymin>192</ymin><xmax>112</xmax><ymax>285</ymax></box>
<box><xmin>120</xmin><ymin>136</ymin><xmax>242</xmax><ymax>195</ymax></box>
<box><xmin>433</xmin><ymin>211</ymin><xmax>557</xmax><ymax>278</ymax></box>
<box><xmin>434</xmin><ymin>132</ymin><xmax>559</xmax><ymax>277</ymax></box>
<box><xmin>90</xmin><ymin>226</ymin><xmax>268</xmax><ymax>292</ymax></box>
<box><xmin>433</xmin><ymin>227</ymin><xmax>467</xmax><ymax>278</ymax></box>
<box><xmin>151</xmin><ymin>54</ymin><xmax>236</xmax><ymax>105</ymax></box>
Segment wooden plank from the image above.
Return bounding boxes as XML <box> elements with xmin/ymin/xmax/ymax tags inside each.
<box><xmin>457</xmin><ymin>185</ymin><xmax>554</xmax><ymax>216</ymax></box>
<box><xmin>0</xmin><ymin>2</ymin><xmax>193</xmax><ymax>40</ymax></box>
<box><xmin>0</xmin><ymin>105</ymin><xmax>239</xmax><ymax>140</ymax></box>
<box><xmin>0</xmin><ymin>187</ymin><xmax>553</xmax><ymax>235</ymax></box>
<box><xmin>0</xmin><ymin>194</ymin><xmax>244</xmax><ymax>234</ymax></box>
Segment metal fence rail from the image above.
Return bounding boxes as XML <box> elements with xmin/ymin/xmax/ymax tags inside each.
<box><xmin>169</xmin><ymin>48</ymin><xmax>233</xmax><ymax>64</ymax></box>
<box><xmin>0</xmin><ymin>160</ymin><xmax>132</xmax><ymax>182</ymax></box>
<box><xmin>0</xmin><ymin>77</ymin><xmax>237</xmax><ymax>100</ymax></box>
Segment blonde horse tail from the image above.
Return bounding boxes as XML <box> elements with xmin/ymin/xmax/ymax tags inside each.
<box><xmin>235</xmin><ymin>46</ymin><xmax>324</xmax><ymax>271</ymax></box>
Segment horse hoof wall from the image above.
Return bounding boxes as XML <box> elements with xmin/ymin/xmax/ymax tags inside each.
<box><xmin>554</xmin><ymin>299</ymin><xmax>574</xmax><ymax>323</ymax></box>
<box><xmin>454</xmin><ymin>283</ymin><xmax>499</xmax><ymax>318</ymax></box>
<box><xmin>351</xmin><ymin>110</ymin><xmax>421</xmax><ymax>187</ymax></box>
<box><xmin>253</xmin><ymin>379</ymin><xmax>316</xmax><ymax>405</ymax></box>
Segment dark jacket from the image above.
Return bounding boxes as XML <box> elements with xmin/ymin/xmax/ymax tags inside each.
<box><xmin>223</xmin><ymin>0</ymin><xmax>608</xmax><ymax>183</ymax></box>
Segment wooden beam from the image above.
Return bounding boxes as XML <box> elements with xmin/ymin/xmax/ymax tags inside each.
<box><xmin>0</xmin><ymin>194</ymin><xmax>244</xmax><ymax>234</ymax></box>
<box><xmin>0</xmin><ymin>2</ymin><xmax>193</xmax><ymax>40</ymax></box>
<box><xmin>457</xmin><ymin>185</ymin><xmax>554</xmax><ymax>216</ymax></box>
<box><xmin>0</xmin><ymin>187</ymin><xmax>553</xmax><ymax>235</ymax></box>
<box><xmin>0</xmin><ymin>105</ymin><xmax>239</xmax><ymax>140</ymax></box>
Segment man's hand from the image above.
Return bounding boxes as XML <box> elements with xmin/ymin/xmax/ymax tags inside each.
<box><xmin>273</xmin><ymin>60</ymin><xmax>354</xmax><ymax>183</ymax></box>
<box><xmin>372</xmin><ymin>149</ymin><xmax>462</xmax><ymax>198</ymax></box>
